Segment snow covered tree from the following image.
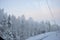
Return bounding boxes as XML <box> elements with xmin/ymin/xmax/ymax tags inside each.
<box><xmin>0</xmin><ymin>9</ymin><xmax>4</xmax><ymax>22</ymax></box>
<box><xmin>0</xmin><ymin>9</ymin><xmax>8</xmax><ymax>39</ymax></box>
<box><xmin>7</xmin><ymin>15</ymin><xmax>12</xmax><ymax>28</ymax></box>
<box><xmin>3</xmin><ymin>15</ymin><xmax>14</xmax><ymax>40</ymax></box>
<box><xmin>45</xmin><ymin>21</ymin><xmax>51</xmax><ymax>32</ymax></box>
<box><xmin>1</xmin><ymin>16</ymin><xmax>7</xmax><ymax>32</ymax></box>
<box><xmin>20</xmin><ymin>15</ymin><xmax>26</xmax><ymax>40</ymax></box>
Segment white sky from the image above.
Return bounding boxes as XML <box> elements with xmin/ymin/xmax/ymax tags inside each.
<box><xmin>0</xmin><ymin>0</ymin><xmax>60</xmax><ymax>25</ymax></box>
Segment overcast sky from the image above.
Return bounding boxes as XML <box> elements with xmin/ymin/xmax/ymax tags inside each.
<box><xmin>0</xmin><ymin>0</ymin><xmax>60</xmax><ymax>25</ymax></box>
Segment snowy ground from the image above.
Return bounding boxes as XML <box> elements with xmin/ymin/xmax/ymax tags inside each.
<box><xmin>26</xmin><ymin>31</ymin><xmax>60</xmax><ymax>40</ymax></box>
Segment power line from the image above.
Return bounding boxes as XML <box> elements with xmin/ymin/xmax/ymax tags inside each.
<box><xmin>46</xmin><ymin>0</ymin><xmax>56</xmax><ymax>24</ymax></box>
<box><xmin>46</xmin><ymin>0</ymin><xmax>59</xmax><ymax>31</ymax></box>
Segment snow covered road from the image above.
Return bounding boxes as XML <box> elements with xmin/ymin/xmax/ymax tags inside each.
<box><xmin>26</xmin><ymin>31</ymin><xmax>60</xmax><ymax>40</ymax></box>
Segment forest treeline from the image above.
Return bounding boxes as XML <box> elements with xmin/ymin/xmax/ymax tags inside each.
<box><xmin>0</xmin><ymin>9</ymin><xmax>60</xmax><ymax>40</ymax></box>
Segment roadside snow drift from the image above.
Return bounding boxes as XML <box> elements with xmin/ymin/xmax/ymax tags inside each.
<box><xmin>26</xmin><ymin>31</ymin><xmax>60</xmax><ymax>40</ymax></box>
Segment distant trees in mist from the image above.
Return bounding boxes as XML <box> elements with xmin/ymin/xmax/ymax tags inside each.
<box><xmin>0</xmin><ymin>9</ymin><xmax>60</xmax><ymax>40</ymax></box>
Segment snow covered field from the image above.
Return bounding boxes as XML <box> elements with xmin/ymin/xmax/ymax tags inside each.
<box><xmin>26</xmin><ymin>31</ymin><xmax>60</xmax><ymax>40</ymax></box>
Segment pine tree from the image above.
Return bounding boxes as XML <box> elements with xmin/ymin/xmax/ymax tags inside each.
<box><xmin>1</xmin><ymin>16</ymin><xmax>7</xmax><ymax>32</ymax></box>
<box><xmin>20</xmin><ymin>15</ymin><xmax>25</xmax><ymax>40</ymax></box>
<box><xmin>4</xmin><ymin>15</ymin><xmax>13</xmax><ymax>40</ymax></box>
